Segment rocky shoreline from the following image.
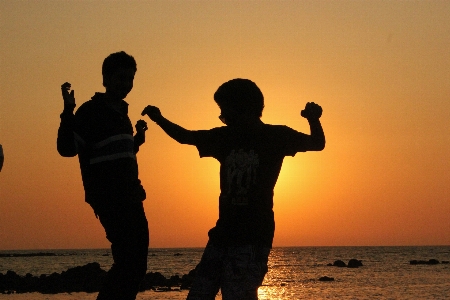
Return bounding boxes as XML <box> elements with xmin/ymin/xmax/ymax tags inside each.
<box><xmin>0</xmin><ymin>262</ymin><xmax>196</xmax><ymax>294</ymax></box>
<box><xmin>2</xmin><ymin>257</ymin><xmax>449</xmax><ymax>294</ymax></box>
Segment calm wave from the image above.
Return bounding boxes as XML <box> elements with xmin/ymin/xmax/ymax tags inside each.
<box><xmin>1</xmin><ymin>246</ymin><xmax>449</xmax><ymax>299</ymax></box>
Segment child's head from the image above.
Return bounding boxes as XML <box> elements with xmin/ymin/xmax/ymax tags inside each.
<box><xmin>214</xmin><ymin>78</ymin><xmax>264</xmax><ymax>125</ymax></box>
<box><xmin>102</xmin><ymin>51</ymin><xmax>137</xmax><ymax>100</ymax></box>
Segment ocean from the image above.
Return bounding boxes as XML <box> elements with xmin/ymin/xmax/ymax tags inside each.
<box><xmin>0</xmin><ymin>246</ymin><xmax>449</xmax><ymax>299</ymax></box>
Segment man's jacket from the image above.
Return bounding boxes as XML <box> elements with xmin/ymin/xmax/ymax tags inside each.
<box><xmin>57</xmin><ymin>93</ymin><xmax>145</xmax><ymax>204</ymax></box>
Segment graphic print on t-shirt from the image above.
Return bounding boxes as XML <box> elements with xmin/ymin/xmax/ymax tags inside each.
<box><xmin>225</xmin><ymin>149</ymin><xmax>259</xmax><ymax>205</ymax></box>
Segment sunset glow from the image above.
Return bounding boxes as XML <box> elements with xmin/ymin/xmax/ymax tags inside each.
<box><xmin>0</xmin><ymin>1</ymin><xmax>449</xmax><ymax>250</ymax></box>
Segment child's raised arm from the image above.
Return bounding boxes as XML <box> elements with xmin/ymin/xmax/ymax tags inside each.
<box><xmin>141</xmin><ymin>105</ymin><xmax>196</xmax><ymax>145</ymax></box>
<box><xmin>300</xmin><ymin>102</ymin><xmax>325</xmax><ymax>151</ymax></box>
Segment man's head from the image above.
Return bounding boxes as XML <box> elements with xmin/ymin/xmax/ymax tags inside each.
<box><xmin>214</xmin><ymin>78</ymin><xmax>264</xmax><ymax>125</ymax></box>
<box><xmin>102</xmin><ymin>51</ymin><xmax>137</xmax><ymax>100</ymax></box>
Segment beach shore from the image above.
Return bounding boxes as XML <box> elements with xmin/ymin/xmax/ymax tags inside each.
<box><xmin>0</xmin><ymin>290</ymin><xmax>191</xmax><ymax>300</ymax></box>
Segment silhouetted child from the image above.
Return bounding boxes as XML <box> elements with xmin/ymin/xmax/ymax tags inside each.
<box><xmin>142</xmin><ymin>78</ymin><xmax>325</xmax><ymax>299</ymax></box>
<box><xmin>57</xmin><ymin>51</ymin><xmax>149</xmax><ymax>300</ymax></box>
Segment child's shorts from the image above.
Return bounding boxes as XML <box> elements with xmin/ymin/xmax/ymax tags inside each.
<box><xmin>187</xmin><ymin>243</ymin><xmax>271</xmax><ymax>300</ymax></box>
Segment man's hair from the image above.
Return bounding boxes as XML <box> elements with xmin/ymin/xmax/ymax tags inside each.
<box><xmin>214</xmin><ymin>78</ymin><xmax>264</xmax><ymax>117</ymax></box>
<box><xmin>102</xmin><ymin>51</ymin><xmax>137</xmax><ymax>87</ymax></box>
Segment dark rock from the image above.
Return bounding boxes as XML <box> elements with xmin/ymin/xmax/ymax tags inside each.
<box><xmin>442</xmin><ymin>261</ymin><xmax>449</xmax><ymax>264</ymax></box>
<box><xmin>38</xmin><ymin>272</ymin><xmax>62</xmax><ymax>294</ymax></box>
<box><xmin>1</xmin><ymin>263</ymin><xmax>197</xmax><ymax>294</ymax></box>
<box><xmin>168</xmin><ymin>275</ymin><xmax>181</xmax><ymax>287</ymax></box>
<box><xmin>319</xmin><ymin>276</ymin><xmax>334</xmax><ymax>281</ymax></box>
<box><xmin>140</xmin><ymin>271</ymin><xmax>167</xmax><ymax>290</ymax></box>
<box><xmin>332</xmin><ymin>260</ymin><xmax>346</xmax><ymax>267</ymax></box>
<box><xmin>410</xmin><ymin>259</ymin><xmax>440</xmax><ymax>265</ymax></box>
<box><xmin>0</xmin><ymin>271</ymin><xmax>22</xmax><ymax>293</ymax></box>
<box><xmin>180</xmin><ymin>268</ymin><xmax>196</xmax><ymax>290</ymax></box>
<box><xmin>348</xmin><ymin>259</ymin><xmax>363</xmax><ymax>268</ymax></box>
<box><xmin>60</xmin><ymin>262</ymin><xmax>106</xmax><ymax>293</ymax></box>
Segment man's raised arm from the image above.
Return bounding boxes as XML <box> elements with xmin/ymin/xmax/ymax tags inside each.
<box><xmin>57</xmin><ymin>82</ymin><xmax>78</xmax><ymax>157</ymax></box>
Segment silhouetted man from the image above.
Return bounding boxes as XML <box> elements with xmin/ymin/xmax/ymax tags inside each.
<box><xmin>57</xmin><ymin>51</ymin><xmax>149</xmax><ymax>300</ymax></box>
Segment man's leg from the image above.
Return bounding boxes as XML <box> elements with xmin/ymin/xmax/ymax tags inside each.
<box><xmin>93</xmin><ymin>201</ymin><xmax>149</xmax><ymax>300</ymax></box>
<box><xmin>186</xmin><ymin>243</ymin><xmax>223</xmax><ymax>300</ymax></box>
<box><xmin>220</xmin><ymin>245</ymin><xmax>270</xmax><ymax>300</ymax></box>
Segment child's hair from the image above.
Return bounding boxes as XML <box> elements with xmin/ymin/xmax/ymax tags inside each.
<box><xmin>102</xmin><ymin>51</ymin><xmax>137</xmax><ymax>87</ymax></box>
<box><xmin>214</xmin><ymin>78</ymin><xmax>264</xmax><ymax>118</ymax></box>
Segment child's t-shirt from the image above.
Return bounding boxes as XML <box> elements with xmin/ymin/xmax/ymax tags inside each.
<box><xmin>193</xmin><ymin>123</ymin><xmax>309</xmax><ymax>247</ymax></box>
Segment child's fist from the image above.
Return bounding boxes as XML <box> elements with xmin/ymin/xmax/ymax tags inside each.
<box><xmin>301</xmin><ymin>102</ymin><xmax>322</xmax><ymax>120</ymax></box>
<box><xmin>141</xmin><ymin>105</ymin><xmax>162</xmax><ymax>122</ymax></box>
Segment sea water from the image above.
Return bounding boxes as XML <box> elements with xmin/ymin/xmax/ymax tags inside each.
<box><xmin>0</xmin><ymin>246</ymin><xmax>449</xmax><ymax>299</ymax></box>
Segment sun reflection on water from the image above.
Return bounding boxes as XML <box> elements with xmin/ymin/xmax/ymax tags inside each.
<box><xmin>258</xmin><ymin>285</ymin><xmax>287</xmax><ymax>300</ymax></box>
<box><xmin>257</xmin><ymin>250</ymin><xmax>301</xmax><ymax>300</ymax></box>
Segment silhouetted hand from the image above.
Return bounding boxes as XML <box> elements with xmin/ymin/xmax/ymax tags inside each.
<box><xmin>134</xmin><ymin>120</ymin><xmax>148</xmax><ymax>146</ymax></box>
<box><xmin>141</xmin><ymin>105</ymin><xmax>162</xmax><ymax>123</ymax></box>
<box><xmin>61</xmin><ymin>82</ymin><xmax>76</xmax><ymax>109</ymax></box>
<box><xmin>301</xmin><ymin>102</ymin><xmax>322</xmax><ymax>120</ymax></box>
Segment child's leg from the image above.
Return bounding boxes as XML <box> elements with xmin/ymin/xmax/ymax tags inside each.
<box><xmin>220</xmin><ymin>245</ymin><xmax>270</xmax><ymax>300</ymax></box>
<box><xmin>186</xmin><ymin>243</ymin><xmax>224</xmax><ymax>300</ymax></box>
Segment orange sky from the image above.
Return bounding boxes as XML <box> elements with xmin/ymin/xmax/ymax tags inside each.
<box><xmin>0</xmin><ymin>1</ymin><xmax>449</xmax><ymax>250</ymax></box>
